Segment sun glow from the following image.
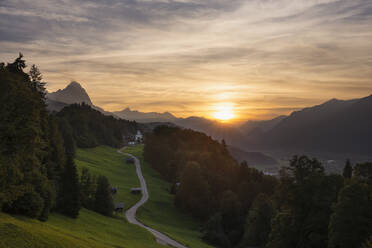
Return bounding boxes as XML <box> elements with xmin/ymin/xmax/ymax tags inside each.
<box><xmin>213</xmin><ymin>104</ymin><xmax>235</xmax><ymax>122</ymax></box>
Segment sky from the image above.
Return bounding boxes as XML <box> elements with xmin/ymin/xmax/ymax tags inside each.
<box><xmin>1</xmin><ymin>0</ymin><xmax>372</xmax><ymax>121</ymax></box>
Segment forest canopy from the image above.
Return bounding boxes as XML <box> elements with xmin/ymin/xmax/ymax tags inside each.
<box><xmin>144</xmin><ymin>125</ymin><xmax>372</xmax><ymax>248</ymax></box>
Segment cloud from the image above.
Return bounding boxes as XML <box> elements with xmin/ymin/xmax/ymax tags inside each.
<box><xmin>0</xmin><ymin>0</ymin><xmax>371</xmax><ymax>120</ymax></box>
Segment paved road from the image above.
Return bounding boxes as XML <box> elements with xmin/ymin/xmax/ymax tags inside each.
<box><xmin>118</xmin><ymin>148</ymin><xmax>188</xmax><ymax>248</ymax></box>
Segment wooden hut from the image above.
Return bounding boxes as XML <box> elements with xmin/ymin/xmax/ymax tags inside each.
<box><xmin>115</xmin><ymin>202</ymin><xmax>124</xmax><ymax>212</ymax></box>
<box><xmin>131</xmin><ymin>187</ymin><xmax>142</xmax><ymax>195</ymax></box>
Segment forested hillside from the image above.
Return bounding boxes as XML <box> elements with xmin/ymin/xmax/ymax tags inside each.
<box><xmin>0</xmin><ymin>55</ymin><xmax>134</xmax><ymax>221</ymax></box>
<box><xmin>144</xmin><ymin>125</ymin><xmax>372</xmax><ymax>248</ymax></box>
<box><xmin>144</xmin><ymin>126</ymin><xmax>277</xmax><ymax>247</ymax></box>
<box><xmin>0</xmin><ymin>54</ymin><xmax>80</xmax><ymax>220</ymax></box>
<box><xmin>56</xmin><ymin>103</ymin><xmax>138</xmax><ymax>148</ymax></box>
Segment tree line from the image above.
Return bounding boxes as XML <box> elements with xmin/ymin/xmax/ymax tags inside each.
<box><xmin>56</xmin><ymin>103</ymin><xmax>138</xmax><ymax>149</ymax></box>
<box><xmin>0</xmin><ymin>55</ymin><xmax>122</xmax><ymax>221</ymax></box>
<box><xmin>144</xmin><ymin>125</ymin><xmax>372</xmax><ymax>248</ymax></box>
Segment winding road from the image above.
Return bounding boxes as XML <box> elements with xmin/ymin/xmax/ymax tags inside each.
<box><xmin>118</xmin><ymin>148</ymin><xmax>188</xmax><ymax>248</ymax></box>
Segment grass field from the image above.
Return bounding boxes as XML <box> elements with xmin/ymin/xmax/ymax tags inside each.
<box><xmin>75</xmin><ymin>146</ymin><xmax>140</xmax><ymax>209</ymax></box>
<box><xmin>124</xmin><ymin>145</ymin><xmax>214</xmax><ymax>248</ymax></box>
<box><xmin>0</xmin><ymin>145</ymin><xmax>213</xmax><ymax>248</ymax></box>
<box><xmin>0</xmin><ymin>146</ymin><xmax>164</xmax><ymax>248</ymax></box>
<box><xmin>0</xmin><ymin>209</ymin><xmax>164</xmax><ymax>248</ymax></box>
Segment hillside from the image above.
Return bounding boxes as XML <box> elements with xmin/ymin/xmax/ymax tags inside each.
<box><xmin>0</xmin><ymin>146</ymin><xmax>165</xmax><ymax>248</ymax></box>
<box><xmin>245</xmin><ymin>95</ymin><xmax>372</xmax><ymax>155</ymax></box>
<box><xmin>0</xmin><ymin>209</ymin><xmax>164</xmax><ymax>248</ymax></box>
<box><xmin>56</xmin><ymin>104</ymin><xmax>139</xmax><ymax>148</ymax></box>
<box><xmin>0</xmin><ymin>146</ymin><xmax>212</xmax><ymax>248</ymax></box>
<box><xmin>239</xmin><ymin>115</ymin><xmax>287</xmax><ymax>135</ymax></box>
<box><xmin>75</xmin><ymin>146</ymin><xmax>141</xmax><ymax>209</ymax></box>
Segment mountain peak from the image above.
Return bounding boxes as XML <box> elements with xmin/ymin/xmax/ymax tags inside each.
<box><xmin>66</xmin><ymin>81</ymin><xmax>83</xmax><ymax>89</ymax></box>
<box><xmin>46</xmin><ymin>81</ymin><xmax>93</xmax><ymax>106</ymax></box>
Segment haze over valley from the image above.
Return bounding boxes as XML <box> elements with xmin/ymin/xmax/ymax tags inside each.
<box><xmin>45</xmin><ymin>81</ymin><xmax>372</xmax><ymax>174</ymax></box>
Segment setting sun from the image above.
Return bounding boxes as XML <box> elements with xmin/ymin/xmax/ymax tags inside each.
<box><xmin>213</xmin><ymin>105</ymin><xmax>235</xmax><ymax>121</ymax></box>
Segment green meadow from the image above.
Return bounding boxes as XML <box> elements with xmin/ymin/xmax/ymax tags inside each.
<box><xmin>75</xmin><ymin>146</ymin><xmax>141</xmax><ymax>209</ymax></box>
<box><xmin>0</xmin><ymin>145</ymin><xmax>212</xmax><ymax>248</ymax></box>
<box><xmin>0</xmin><ymin>146</ymin><xmax>163</xmax><ymax>248</ymax></box>
<box><xmin>0</xmin><ymin>209</ymin><xmax>164</xmax><ymax>248</ymax></box>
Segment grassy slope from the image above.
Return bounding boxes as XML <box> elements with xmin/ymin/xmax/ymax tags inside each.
<box><xmin>0</xmin><ymin>146</ymin><xmax>164</xmax><ymax>248</ymax></box>
<box><xmin>75</xmin><ymin>146</ymin><xmax>140</xmax><ymax>209</ymax></box>
<box><xmin>124</xmin><ymin>145</ymin><xmax>213</xmax><ymax>248</ymax></box>
<box><xmin>0</xmin><ymin>209</ymin><xmax>164</xmax><ymax>248</ymax></box>
<box><xmin>0</xmin><ymin>145</ymin><xmax>213</xmax><ymax>248</ymax></box>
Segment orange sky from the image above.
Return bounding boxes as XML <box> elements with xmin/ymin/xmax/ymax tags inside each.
<box><xmin>1</xmin><ymin>0</ymin><xmax>372</xmax><ymax>121</ymax></box>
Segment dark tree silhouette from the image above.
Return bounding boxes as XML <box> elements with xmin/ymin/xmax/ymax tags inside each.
<box><xmin>0</xmin><ymin>55</ymin><xmax>63</xmax><ymax>220</ymax></box>
<box><xmin>57</xmin><ymin>156</ymin><xmax>81</xmax><ymax>218</ymax></box>
<box><xmin>94</xmin><ymin>175</ymin><xmax>114</xmax><ymax>216</ymax></box>
<box><xmin>80</xmin><ymin>167</ymin><xmax>96</xmax><ymax>210</ymax></box>
<box><xmin>7</xmin><ymin>53</ymin><xmax>26</xmax><ymax>73</ymax></box>
<box><xmin>328</xmin><ymin>181</ymin><xmax>372</xmax><ymax>248</ymax></box>
<box><xmin>343</xmin><ymin>159</ymin><xmax>353</xmax><ymax>179</ymax></box>
<box><xmin>29</xmin><ymin>64</ymin><xmax>46</xmax><ymax>95</ymax></box>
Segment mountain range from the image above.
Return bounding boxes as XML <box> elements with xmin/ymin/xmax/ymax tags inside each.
<box><xmin>45</xmin><ymin>82</ymin><xmax>372</xmax><ymax>159</ymax></box>
<box><xmin>114</xmin><ymin>108</ymin><xmax>176</xmax><ymax>123</ymax></box>
<box><xmin>244</xmin><ymin>95</ymin><xmax>372</xmax><ymax>155</ymax></box>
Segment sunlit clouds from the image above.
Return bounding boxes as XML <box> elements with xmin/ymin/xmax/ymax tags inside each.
<box><xmin>1</xmin><ymin>0</ymin><xmax>372</xmax><ymax>120</ymax></box>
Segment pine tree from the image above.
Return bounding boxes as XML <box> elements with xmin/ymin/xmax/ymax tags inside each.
<box><xmin>240</xmin><ymin>194</ymin><xmax>274</xmax><ymax>247</ymax></box>
<box><xmin>57</xmin><ymin>156</ymin><xmax>81</xmax><ymax>218</ymax></box>
<box><xmin>203</xmin><ymin>213</ymin><xmax>231</xmax><ymax>248</ymax></box>
<box><xmin>94</xmin><ymin>176</ymin><xmax>114</xmax><ymax>216</ymax></box>
<box><xmin>29</xmin><ymin>64</ymin><xmax>45</xmax><ymax>95</ymax></box>
<box><xmin>7</xmin><ymin>53</ymin><xmax>26</xmax><ymax>73</ymax></box>
<box><xmin>57</xmin><ymin>118</ymin><xmax>76</xmax><ymax>157</ymax></box>
<box><xmin>175</xmin><ymin>161</ymin><xmax>210</xmax><ymax>218</ymax></box>
<box><xmin>80</xmin><ymin>168</ymin><xmax>96</xmax><ymax>209</ymax></box>
<box><xmin>343</xmin><ymin>159</ymin><xmax>352</xmax><ymax>179</ymax></box>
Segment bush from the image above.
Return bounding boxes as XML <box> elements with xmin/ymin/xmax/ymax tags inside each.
<box><xmin>10</xmin><ymin>190</ymin><xmax>44</xmax><ymax>218</ymax></box>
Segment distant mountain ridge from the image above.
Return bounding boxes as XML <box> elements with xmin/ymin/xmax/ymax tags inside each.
<box><xmin>245</xmin><ymin>95</ymin><xmax>372</xmax><ymax>155</ymax></box>
<box><xmin>240</xmin><ymin>115</ymin><xmax>287</xmax><ymax>135</ymax></box>
<box><xmin>113</xmin><ymin>107</ymin><xmax>176</xmax><ymax>123</ymax></box>
<box><xmin>45</xmin><ymin>82</ymin><xmax>372</xmax><ymax>156</ymax></box>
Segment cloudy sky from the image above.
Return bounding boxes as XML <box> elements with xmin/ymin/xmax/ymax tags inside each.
<box><xmin>1</xmin><ymin>0</ymin><xmax>372</xmax><ymax>120</ymax></box>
